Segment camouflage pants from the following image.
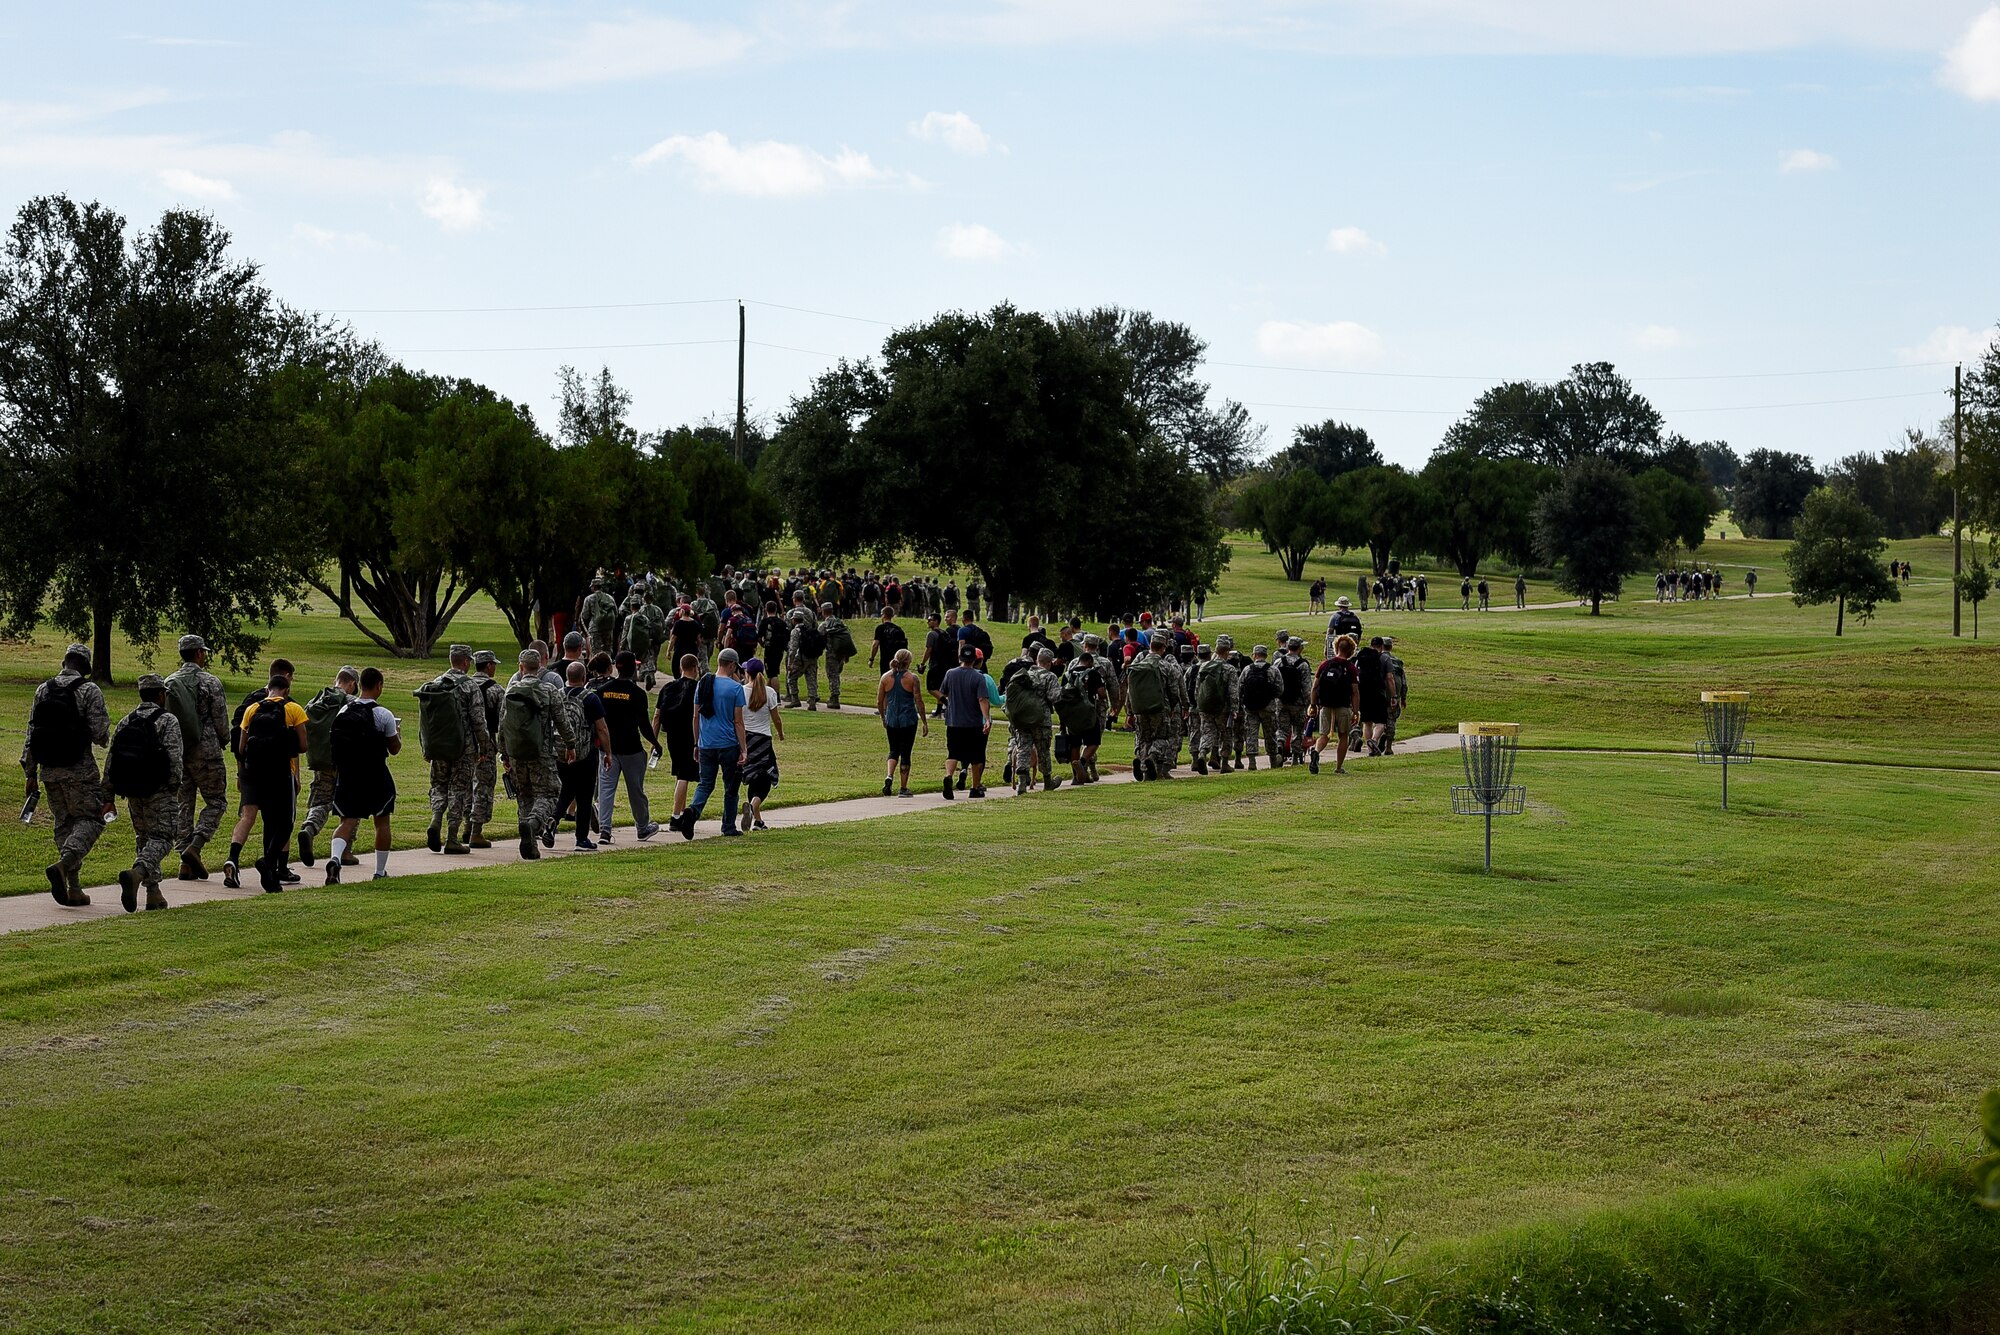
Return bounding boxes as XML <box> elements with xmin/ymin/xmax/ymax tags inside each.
<box><xmin>42</xmin><ymin>767</ymin><xmax>105</xmax><ymax>870</ymax></box>
<box><xmin>825</xmin><ymin>655</ymin><xmax>848</xmax><ymax>707</ymax></box>
<box><xmin>300</xmin><ymin>767</ymin><xmax>337</xmax><ymax>839</ymax></box>
<box><xmin>512</xmin><ymin>757</ymin><xmax>562</xmax><ymax>835</ymax></box>
<box><xmin>1009</xmin><ymin>720</ymin><xmax>1054</xmax><ymax>782</ymax></box>
<box><xmin>695</xmin><ymin>637</ymin><xmax>713</xmax><ymax>671</ymax></box>
<box><xmin>1277</xmin><ymin>702</ymin><xmax>1310</xmax><ymax>757</ymax></box>
<box><xmin>128</xmin><ymin>789</ymin><xmax>181</xmax><ymax>889</ymax></box>
<box><xmin>175</xmin><ymin>747</ymin><xmax>227</xmax><ymax>853</ymax></box>
<box><xmin>785</xmin><ymin>654</ymin><xmax>820</xmax><ymax>706</ymax></box>
<box><xmin>428</xmin><ymin>755</ymin><xmax>478</xmax><ymax>827</ymax></box>
<box><xmin>473</xmin><ymin>754</ymin><xmax>498</xmax><ymax>826</ymax></box>
<box><xmin>1243</xmin><ymin>704</ymin><xmax>1280</xmax><ymax>759</ymax></box>
<box><xmin>1192</xmin><ymin>711</ymin><xmax>1231</xmax><ymax>765</ymax></box>
<box><xmin>1132</xmin><ymin>710</ymin><xmax>1175</xmax><ymax>777</ymax></box>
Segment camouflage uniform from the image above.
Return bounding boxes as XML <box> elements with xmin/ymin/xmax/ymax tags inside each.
<box><xmin>297</xmin><ymin>681</ymin><xmax>354</xmax><ymax>857</ymax></box>
<box><xmin>690</xmin><ymin>596</ymin><xmax>720</xmax><ymax>670</ymax></box>
<box><xmin>641</xmin><ymin>596</ymin><xmax>671</xmax><ymax>685</ymax></box>
<box><xmin>819</xmin><ymin>614</ymin><xmax>852</xmax><ymax>708</ymax></box>
<box><xmin>470</xmin><ymin>657</ymin><xmax>504</xmax><ymax>835</ymax></box>
<box><xmin>499</xmin><ymin>657</ymin><xmax>580</xmax><ymax>854</ymax></box>
<box><xmin>1276</xmin><ymin>648</ymin><xmax>1312</xmax><ymax>760</ymax></box>
<box><xmin>1024</xmin><ymin>665</ymin><xmax>1064</xmax><ymax>786</ymax></box>
<box><xmin>1189</xmin><ymin>654</ymin><xmax>1235</xmax><ymax>772</ymax></box>
<box><xmin>1240</xmin><ymin>655</ymin><xmax>1282</xmax><ymax>765</ymax></box>
<box><xmin>785</xmin><ymin>609</ymin><xmax>821</xmax><ymax>707</ymax></box>
<box><xmin>621</xmin><ymin>602</ymin><xmax>657</xmax><ymax>686</ymax></box>
<box><xmin>20</xmin><ymin>654</ymin><xmax>111</xmax><ymax>899</ymax></box>
<box><xmin>1126</xmin><ymin>643</ymin><xmax>1186</xmax><ymax>778</ymax></box>
<box><xmin>105</xmin><ymin>692</ymin><xmax>184</xmax><ymax>906</ymax></box>
<box><xmin>580</xmin><ymin>586</ymin><xmax>620</xmax><ymax>656</ymax></box>
<box><xmin>168</xmin><ymin>654</ymin><xmax>229</xmax><ymax>862</ymax></box>
<box><xmin>424</xmin><ymin>658</ymin><xmax>493</xmax><ymax>842</ymax></box>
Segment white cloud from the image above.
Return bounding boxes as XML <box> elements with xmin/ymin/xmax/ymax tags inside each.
<box><xmin>1325</xmin><ymin>225</ymin><xmax>1386</xmax><ymax>255</ymax></box>
<box><xmin>909</xmin><ymin>111</ymin><xmax>994</xmax><ymax>155</ymax></box>
<box><xmin>1633</xmin><ymin>324</ymin><xmax>1686</xmax><ymax>351</ymax></box>
<box><xmin>1897</xmin><ymin>325</ymin><xmax>2000</xmax><ymax>365</ymax></box>
<box><xmin>1941</xmin><ymin>6</ymin><xmax>2000</xmax><ymax>100</ymax></box>
<box><xmin>420</xmin><ymin>177</ymin><xmax>486</xmax><ymax>230</ymax></box>
<box><xmin>935</xmin><ymin>222</ymin><xmax>1015</xmax><ymax>261</ymax></box>
<box><xmin>1255</xmin><ymin>319</ymin><xmax>1384</xmax><ymax>364</ymax></box>
<box><xmin>633</xmin><ymin>132</ymin><xmax>907</xmax><ymax>196</ymax></box>
<box><xmin>1779</xmin><ymin>147</ymin><xmax>1837</xmax><ymax>173</ymax></box>
<box><xmin>157</xmin><ymin>167</ymin><xmax>235</xmax><ymax>200</ymax></box>
<box><xmin>293</xmin><ymin>222</ymin><xmax>387</xmax><ymax>252</ymax></box>
<box><xmin>459</xmin><ymin>15</ymin><xmax>753</xmax><ymax>90</ymax></box>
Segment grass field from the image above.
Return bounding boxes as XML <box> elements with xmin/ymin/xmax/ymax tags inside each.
<box><xmin>3</xmin><ymin>749</ymin><xmax>1996</xmax><ymax>1331</ymax></box>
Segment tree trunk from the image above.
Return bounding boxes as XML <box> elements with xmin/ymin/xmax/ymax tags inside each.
<box><xmin>1590</xmin><ymin>592</ymin><xmax>1601</xmax><ymax>616</ymax></box>
<box><xmin>91</xmin><ymin>594</ymin><xmax>114</xmax><ymax>683</ymax></box>
<box><xmin>1280</xmin><ymin>548</ymin><xmax>1307</xmax><ymax>581</ymax></box>
<box><xmin>1836</xmin><ymin>594</ymin><xmax>1845</xmax><ymax>636</ymax></box>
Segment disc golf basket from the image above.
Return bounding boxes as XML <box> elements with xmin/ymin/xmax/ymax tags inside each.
<box><xmin>1451</xmin><ymin>722</ymin><xmax>1525</xmax><ymax>872</ymax></box>
<box><xmin>1696</xmin><ymin>690</ymin><xmax>1754</xmax><ymax>809</ymax></box>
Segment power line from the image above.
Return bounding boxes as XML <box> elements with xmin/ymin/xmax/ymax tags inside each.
<box><xmin>387</xmin><ymin>338</ymin><xmax>737</xmax><ymax>354</ymax></box>
<box><xmin>1238</xmin><ymin>388</ymin><xmax>1942</xmax><ymax>417</ymax></box>
<box><xmin>329</xmin><ymin>298</ymin><xmax>734</xmax><ymax>315</ymax></box>
<box><xmin>745</xmin><ymin>299</ymin><xmax>895</xmax><ymax>327</ymax></box>
<box><xmin>1217</xmin><ymin>359</ymin><xmax>1953</xmax><ymax>383</ymax></box>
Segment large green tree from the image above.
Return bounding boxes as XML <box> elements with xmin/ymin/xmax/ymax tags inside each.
<box><xmin>1827</xmin><ymin>433</ymin><xmax>1953</xmax><ymax>540</ymax></box>
<box><xmin>1264</xmin><ymin>419</ymin><xmax>1383</xmax><ymax>484</ymax></box>
<box><xmin>1957</xmin><ymin>325</ymin><xmax>2000</xmax><ymax>549</ymax></box>
<box><xmin>1785</xmin><ymin>487</ymin><xmax>1899</xmax><ymax>636</ymax></box>
<box><xmin>1240</xmin><ymin>468</ymin><xmax>1339</xmax><ymax>580</ymax></box>
<box><xmin>1417</xmin><ymin>450</ymin><xmax>1546</xmax><ymax>577</ymax></box>
<box><xmin>1330</xmin><ymin>464</ymin><xmax>1429</xmax><ymax>575</ymax></box>
<box><xmin>1733</xmin><ymin>448</ymin><xmax>1821</xmax><ymax>539</ymax></box>
<box><xmin>1533</xmin><ymin>457</ymin><xmax>1648</xmax><ymax>615</ymax></box>
<box><xmin>658</xmin><ymin>428</ymin><xmax>782</xmax><ymax>570</ymax></box>
<box><xmin>764</xmin><ymin>304</ymin><xmax>1219</xmax><ymax>615</ymax></box>
<box><xmin>1443</xmin><ymin>363</ymin><xmax>1664</xmax><ymax>470</ymax></box>
<box><xmin>1060</xmin><ymin>305</ymin><xmax>1262</xmax><ymax>485</ymax></box>
<box><xmin>1633</xmin><ymin>466</ymin><xmax>1718</xmax><ymax>561</ymax></box>
<box><xmin>0</xmin><ymin>195</ymin><xmax>320</xmax><ymax>680</ymax></box>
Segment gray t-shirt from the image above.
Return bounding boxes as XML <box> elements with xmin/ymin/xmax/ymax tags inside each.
<box><xmin>943</xmin><ymin>666</ymin><xmax>988</xmax><ymax>729</ymax></box>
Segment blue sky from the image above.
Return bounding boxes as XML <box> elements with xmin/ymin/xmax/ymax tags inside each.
<box><xmin>4</xmin><ymin>1</ymin><xmax>1998</xmax><ymax>468</ymax></box>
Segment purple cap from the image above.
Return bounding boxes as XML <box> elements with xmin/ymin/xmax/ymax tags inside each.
<box><xmin>742</xmin><ymin>657</ymin><xmax>765</xmax><ymax>678</ymax></box>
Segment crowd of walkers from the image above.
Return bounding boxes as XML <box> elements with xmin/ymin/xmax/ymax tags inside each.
<box><xmin>19</xmin><ymin>566</ymin><xmax>1418</xmax><ymax>914</ymax></box>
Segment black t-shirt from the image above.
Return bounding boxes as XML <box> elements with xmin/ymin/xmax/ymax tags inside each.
<box><xmin>668</xmin><ymin>615</ymin><xmax>702</xmax><ymax>662</ymax></box>
<box><xmin>1315</xmin><ymin>657</ymin><xmax>1356</xmax><ymax>707</ymax></box>
<box><xmin>874</xmin><ymin>620</ymin><xmax>908</xmax><ymax>662</ymax></box>
<box><xmin>1054</xmin><ymin>638</ymin><xmax>1077</xmax><ymax>665</ymax></box>
<box><xmin>1022</xmin><ymin>629</ymin><xmax>1054</xmax><ymax>656</ymax></box>
<box><xmin>654</xmin><ymin>677</ymin><xmax>697</xmax><ymax>749</ymax></box>
<box><xmin>1356</xmin><ymin>648</ymin><xmax>1386</xmax><ymax>704</ymax></box>
<box><xmin>594</xmin><ymin>677</ymin><xmax>655</xmax><ymax>755</ymax></box>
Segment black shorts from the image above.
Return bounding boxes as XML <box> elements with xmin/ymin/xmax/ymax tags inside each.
<box><xmin>884</xmin><ymin>723</ymin><xmax>918</xmax><ymax>765</ymax></box>
<box><xmin>239</xmin><ymin>768</ymin><xmax>296</xmax><ymax>813</ymax></box>
<box><xmin>1360</xmin><ymin>695</ymin><xmax>1390</xmax><ymax>726</ymax></box>
<box><xmin>945</xmin><ymin>725</ymin><xmax>987</xmax><ymax>765</ymax></box>
<box><xmin>666</xmin><ymin>737</ymin><xmax>699</xmax><ymax>782</ymax></box>
<box><xmin>333</xmin><ymin>778</ymin><xmax>396</xmax><ymax>820</ymax></box>
<box><xmin>1064</xmin><ymin>721</ymin><xmax>1103</xmax><ymax>749</ymax></box>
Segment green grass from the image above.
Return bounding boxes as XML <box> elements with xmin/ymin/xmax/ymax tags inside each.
<box><xmin>3</xmin><ymin>749</ymin><xmax>1998</xmax><ymax>1332</ymax></box>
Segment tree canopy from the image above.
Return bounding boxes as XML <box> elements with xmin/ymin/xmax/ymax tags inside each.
<box><xmin>1825</xmin><ymin>432</ymin><xmax>1952</xmax><ymax>541</ymax></box>
<box><xmin>1533</xmin><ymin>458</ymin><xmax>1648</xmax><ymax>615</ymax></box>
<box><xmin>1059</xmin><ymin>306</ymin><xmax>1261</xmax><ymax>486</ymax></box>
<box><xmin>1240</xmin><ymin>469</ymin><xmax>1338</xmax><ymax>580</ymax></box>
<box><xmin>1733</xmin><ymin>448</ymin><xmax>1821</xmax><ymax>539</ymax></box>
<box><xmin>1441</xmin><ymin>363</ymin><xmax>1665</xmax><ymax>470</ymax></box>
<box><xmin>1264</xmin><ymin>419</ymin><xmax>1383</xmax><ymax>484</ymax></box>
<box><xmin>0</xmin><ymin>195</ymin><xmax>320</xmax><ymax>679</ymax></box>
<box><xmin>1417</xmin><ymin>451</ymin><xmax>1546</xmax><ymax>577</ymax></box>
<box><xmin>1785</xmin><ymin>487</ymin><xmax>1898</xmax><ymax>636</ymax></box>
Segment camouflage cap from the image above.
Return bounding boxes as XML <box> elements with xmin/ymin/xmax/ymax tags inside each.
<box><xmin>1252</xmin><ymin>644</ymin><xmax>1269</xmax><ymax>657</ymax></box>
<box><xmin>1215</xmin><ymin>634</ymin><xmax>1234</xmax><ymax>650</ymax></box>
<box><xmin>472</xmin><ymin>650</ymin><xmax>498</xmax><ymax>668</ymax></box>
<box><xmin>518</xmin><ymin>648</ymin><xmax>542</xmax><ymax>668</ymax></box>
<box><xmin>448</xmin><ymin>644</ymin><xmax>472</xmax><ymax>658</ymax></box>
<box><xmin>1195</xmin><ymin>642</ymin><xmax>1212</xmax><ymax>657</ymax></box>
<box><xmin>1148</xmin><ymin>631</ymin><xmax>1171</xmax><ymax>650</ymax></box>
<box><xmin>136</xmin><ymin>673</ymin><xmax>166</xmax><ymax>692</ymax></box>
<box><xmin>64</xmin><ymin>643</ymin><xmax>91</xmax><ymax>668</ymax></box>
<box><xmin>1287</xmin><ymin>637</ymin><xmax>1304</xmax><ymax>650</ymax></box>
<box><xmin>177</xmin><ymin>633</ymin><xmax>207</xmax><ymax>654</ymax></box>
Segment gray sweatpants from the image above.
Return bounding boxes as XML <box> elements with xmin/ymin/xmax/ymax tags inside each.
<box><xmin>596</xmin><ymin>751</ymin><xmax>652</xmax><ymax>832</ymax></box>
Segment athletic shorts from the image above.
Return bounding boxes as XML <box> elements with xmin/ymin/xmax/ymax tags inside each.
<box><xmin>333</xmin><ymin>779</ymin><xmax>397</xmax><ymax>820</ymax></box>
<box><xmin>665</xmin><ymin>736</ymin><xmax>699</xmax><ymax>783</ymax></box>
<box><xmin>945</xmin><ymin>725</ymin><xmax>987</xmax><ymax>765</ymax></box>
<box><xmin>884</xmin><ymin>724</ymin><xmax>918</xmax><ymax>765</ymax></box>
<box><xmin>1318</xmin><ymin>706</ymin><xmax>1353</xmax><ymax>739</ymax></box>
<box><xmin>1065</xmin><ymin>722</ymin><xmax>1103</xmax><ymax>749</ymax></box>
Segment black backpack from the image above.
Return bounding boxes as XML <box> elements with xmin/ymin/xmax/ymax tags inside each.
<box><xmin>1278</xmin><ymin>656</ymin><xmax>1309</xmax><ymax>705</ymax></box>
<box><xmin>1240</xmin><ymin>662</ymin><xmax>1277</xmax><ymax>711</ymax></box>
<box><xmin>108</xmin><ymin>709</ymin><xmax>171</xmax><ymax>798</ymax></box>
<box><xmin>877</xmin><ymin>622</ymin><xmax>908</xmax><ymax>661</ymax></box>
<box><xmin>29</xmin><ymin>677</ymin><xmax>90</xmax><ymax>768</ymax></box>
<box><xmin>330</xmin><ymin>700</ymin><xmax>390</xmax><ymax>775</ymax></box>
<box><xmin>796</xmin><ymin>619</ymin><xmax>826</xmax><ymax>658</ymax></box>
<box><xmin>243</xmin><ymin>697</ymin><xmax>300</xmax><ymax>768</ymax></box>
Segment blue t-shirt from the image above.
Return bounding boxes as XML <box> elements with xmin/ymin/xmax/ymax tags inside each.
<box><xmin>697</xmin><ymin>674</ymin><xmax>746</xmax><ymax>749</ymax></box>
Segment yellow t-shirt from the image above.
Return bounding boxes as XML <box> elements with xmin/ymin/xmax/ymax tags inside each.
<box><xmin>240</xmin><ymin>697</ymin><xmax>309</xmax><ymax>776</ymax></box>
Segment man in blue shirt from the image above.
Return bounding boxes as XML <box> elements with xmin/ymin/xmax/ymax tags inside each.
<box><xmin>940</xmin><ymin>643</ymin><xmax>992</xmax><ymax>800</ymax></box>
<box><xmin>673</xmin><ymin>648</ymin><xmax>749</xmax><ymax>839</ymax></box>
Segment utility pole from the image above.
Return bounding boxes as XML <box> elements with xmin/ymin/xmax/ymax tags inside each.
<box><xmin>735</xmin><ymin>300</ymin><xmax>747</xmax><ymax>466</ymax></box>
<box><xmin>1954</xmin><ymin>363</ymin><xmax>1963</xmax><ymax>638</ymax></box>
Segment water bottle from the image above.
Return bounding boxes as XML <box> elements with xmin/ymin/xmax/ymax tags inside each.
<box><xmin>647</xmin><ymin>753</ymin><xmax>659</xmax><ymax>771</ymax></box>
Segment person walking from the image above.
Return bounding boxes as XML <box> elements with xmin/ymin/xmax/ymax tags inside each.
<box><xmin>468</xmin><ymin>650</ymin><xmax>504</xmax><ymax>848</ymax></box>
<box><xmin>1460</xmin><ymin>575</ymin><xmax>1472</xmax><ymax>611</ymax></box>
<box><xmin>784</xmin><ymin>599</ymin><xmax>824</xmax><ymax>709</ymax></box>
<box><xmin>940</xmin><ymin>643</ymin><xmax>992</xmax><ymax>798</ymax></box>
<box><xmin>223</xmin><ymin>658</ymin><xmax>297</xmax><ymax>888</ymax></box>
<box><xmin>1274</xmin><ymin>638</ymin><xmax>1312</xmax><ymax>766</ymax></box>
<box><xmin>20</xmin><ymin>643</ymin><xmax>112</xmax><ymax>907</ymax></box>
<box><xmin>103</xmin><ymin>673</ymin><xmax>184</xmax><ymax>913</ymax></box>
<box><xmin>233</xmin><ymin>674</ymin><xmax>308</xmax><ymax>894</ymax></box>
<box><xmin>596</xmin><ymin>651</ymin><xmax>661</xmax><ymax>843</ymax></box>
<box><xmin>868</xmin><ymin>606</ymin><xmax>908</xmax><ymax>675</ymax></box>
<box><xmin>1477</xmin><ymin>576</ymin><xmax>1491</xmax><ymax>611</ymax></box>
<box><xmin>674</xmin><ymin>648</ymin><xmax>749</xmax><ymax>838</ymax></box>
<box><xmin>738</xmin><ymin>658</ymin><xmax>784</xmax><ymax>832</ymax></box>
<box><xmin>1515</xmin><ymin>573</ymin><xmax>1528</xmax><ymax>609</ymax></box>
<box><xmin>559</xmin><ymin>660</ymin><xmax>611</xmax><ymax>850</ymax></box>
<box><xmin>1308</xmin><ymin>635</ymin><xmax>1359</xmax><ymax>775</ymax></box>
<box><xmin>297</xmin><ymin>666</ymin><xmax>358</xmax><ymax>868</ymax></box>
<box><xmin>167</xmin><ymin>634</ymin><xmax>229</xmax><ymax>882</ymax></box>
<box><xmin>921</xmin><ymin>612</ymin><xmax>951</xmax><ymax>717</ymax></box>
<box><xmin>1324</xmin><ymin>596</ymin><xmax>1363</xmax><ymax>660</ymax></box>
<box><xmin>1356</xmin><ymin>636</ymin><xmax>1392</xmax><ymax>756</ymax></box>
<box><xmin>415</xmin><ymin>646</ymin><xmax>490</xmax><ymax>856</ymax></box>
<box><xmin>819</xmin><ymin>603</ymin><xmax>856</xmax><ymax>709</ymax></box>
<box><xmin>498</xmin><ymin>647</ymin><xmax>580</xmax><ymax>860</ymax></box>
<box><xmin>322</xmin><ymin>667</ymin><xmax>402</xmax><ymax>884</ymax></box>
<box><xmin>652</xmin><ymin>654</ymin><xmax>702</xmax><ymax>829</ymax></box>
<box><xmin>580</xmin><ymin>577</ymin><xmax>620</xmax><ymax>657</ymax></box>
<box><xmin>876</xmin><ymin>648</ymin><xmax>927</xmax><ymax>797</ymax></box>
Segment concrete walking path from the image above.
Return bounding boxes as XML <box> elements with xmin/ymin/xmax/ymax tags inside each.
<box><xmin>1</xmin><ymin>732</ymin><xmax>1461</xmax><ymax>936</ymax></box>
<box><xmin>1200</xmin><ymin>591</ymin><xmax>1786</xmax><ymax>623</ymax></box>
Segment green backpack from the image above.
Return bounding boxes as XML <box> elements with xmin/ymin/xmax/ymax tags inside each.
<box><xmin>414</xmin><ymin>677</ymin><xmax>468</xmax><ymax>764</ymax></box>
<box><xmin>1125</xmin><ymin>656</ymin><xmax>1166</xmax><ymax>715</ymax></box>
<box><xmin>825</xmin><ymin>620</ymin><xmax>857</xmax><ymax>659</ymax></box>
<box><xmin>625</xmin><ymin>614</ymin><xmax>657</xmax><ymax>659</ymax></box>
<box><xmin>500</xmin><ymin>681</ymin><xmax>547</xmax><ymax>762</ymax></box>
<box><xmin>303</xmin><ymin>686</ymin><xmax>352</xmax><ymax>771</ymax></box>
<box><xmin>1195</xmin><ymin>660</ymin><xmax>1229</xmax><ymax>715</ymax></box>
<box><xmin>1004</xmin><ymin>671</ymin><xmax>1049</xmax><ymax>730</ymax></box>
<box><xmin>166</xmin><ymin>671</ymin><xmax>205</xmax><ymax>749</ymax></box>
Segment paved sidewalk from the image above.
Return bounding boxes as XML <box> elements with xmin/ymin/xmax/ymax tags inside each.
<box><xmin>2</xmin><ymin>732</ymin><xmax>1458</xmax><ymax>936</ymax></box>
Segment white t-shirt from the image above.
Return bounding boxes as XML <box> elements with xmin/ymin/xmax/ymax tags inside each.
<box><xmin>742</xmin><ymin>687</ymin><xmax>780</xmax><ymax>738</ymax></box>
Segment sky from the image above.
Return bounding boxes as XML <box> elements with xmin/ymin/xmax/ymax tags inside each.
<box><xmin>3</xmin><ymin>1</ymin><xmax>1999</xmax><ymax>469</ymax></box>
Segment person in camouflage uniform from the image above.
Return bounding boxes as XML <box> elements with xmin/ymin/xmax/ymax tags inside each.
<box><xmin>297</xmin><ymin>666</ymin><xmax>358</xmax><ymax>869</ymax></box>
<box><xmin>168</xmin><ymin>634</ymin><xmax>230</xmax><ymax>880</ymax></box>
<box><xmin>1188</xmin><ymin>642</ymin><xmax>1236</xmax><ymax>775</ymax></box>
<box><xmin>1239</xmin><ymin>643</ymin><xmax>1283</xmax><ymax>769</ymax></box>
<box><xmin>1276</xmin><ymin>637</ymin><xmax>1313</xmax><ymax>764</ymax></box>
<box><xmin>20</xmin><ymin>644</ymin><xmax>111</xmax><ymax>906</ymax></box>
<box><xmin>785</xmin><ymin>601</ymin><xmax>822</xmax><ymax>709</ymax></box>
<box><xmin>1210</xmin><ymin>634</ymin><xmax>1247</xmax><ymax>770</ymax></box>
<box><xmin>104</xmin><ymin>674</ymin><xmax>184</xmax><ymax>913</ymax></box>
<box><xmin>469</xmin><ymin>650</ymin><xmax>504</xmax><ymax>847</ymax></box>
<box><xmin>818</xmin><ymin>603</ymin><xmax>854</xmax><ymax>709</ymax></box>
<box><xmin>499</xmin><ymin>647</ymin><xmax>580</xmax><ymax>860</ymax></box>
<box><xmin>580</xmin><ymin>578</ymin><xmax>620</xmax><ymax>657</ymax></box>
<box><xmin>1023</xmin><ymin>649</ymin><xmax>1065</xmax><ymax>791</ymax></box>
<box><xmin>640</xmin><ymin>589</ymin><xmax>671</xmax><ymax>686</ymax></box>
<box><xmin>1126</xmin><ymin>631</ymin><xmax>1186</xmax><ymax>780</ymax></box>
<box><xmin>619</xmin><ymin>596</ymin><xmax>656</xmax><ymax>688</ymax></box>
<box><xmin>1061</xmin><ymin>639</ymin><xmax>1112</xmax><ymax>784</ymax></box>
<box><xmin>422</xmin><ymin>645</ymin><xmax>493</xmax><ymax>855</ymax></box>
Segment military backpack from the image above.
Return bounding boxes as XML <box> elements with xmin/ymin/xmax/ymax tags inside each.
<box><xmin>413</xmin><ymin>677</ymin><xmax>469</xmax><ymax>764</ymax></box>
<box><xmin>165</xmin><ymin>671</ymin><xmax>206</xmax><ymax>751</ymax></box>
<box><xmin>1124</xmin><ymin>656</ymin><xmax>1167</xmax><ymax>716</ymax></box>
<box><xmin>303</xmin><ymin>686</ymin><xmax>352</xmax><ymax>771</ymax></box>
<box><xmin>1239</xmin><ymin>662</ymin><xmax>1277</xmax><ymax>712</ymax></box>
<box><xmin>108</xmin><ymin>709</ymin><xmax>171</xmax><ymax>798</ymax></box>
<box><xmin>28</xmin><ymin>678</ymin><xmax>90</xmax><ymax>768</ymax></box>
<box><xmin>500</xmin><ymin>681</ymin><xmax>547</xmax><ymax>763</ymax></box>
<box><xmin>1195</xmin><ymin>660</ymin><xmax>1230</xmax><ymax>715</ymax></box>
